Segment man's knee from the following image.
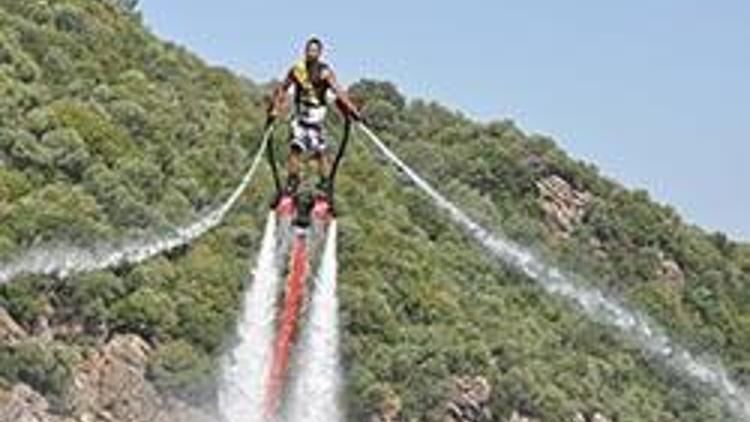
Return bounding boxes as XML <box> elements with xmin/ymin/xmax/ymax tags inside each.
<box><xmin>289</xmin><ymin>146</ymin><xmax>302</xmax><ymax>161</ymax></box>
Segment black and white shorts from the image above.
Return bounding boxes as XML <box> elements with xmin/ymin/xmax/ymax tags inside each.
<box><xmin>290</xmin><ymin>119</ymin><xmax>327</xmax><ymax>155</ymax></box>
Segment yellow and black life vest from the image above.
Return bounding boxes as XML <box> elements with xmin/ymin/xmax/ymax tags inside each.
<box><xmin>291</xmin><ymin>59</ymin><xmax>330</xmax><ymax>109</ymax></box>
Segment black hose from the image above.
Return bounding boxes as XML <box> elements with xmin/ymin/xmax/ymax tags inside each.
<box><xmin>265</xmin><ymin>123</ymin><xmax>282</xmax><ymax>197</ymax></box>
<box><xmin>328</xmin><ymin>116</ymin><xmax>352</xmax><ymax>208</ymax></box>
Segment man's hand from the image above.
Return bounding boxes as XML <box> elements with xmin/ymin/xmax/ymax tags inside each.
<box><xmin>266</xmin><ymin>112</ymin><xmax>276</xmax><ymax>127</ymax></box>
<box><xmin>267</xmin><ymin>73</ymin><xmax>293</xmax><ymax>126</ymax></box>
<box><xmin>266</xmin><ymin>102</ymin><xmax>281</xmax><ymax>127</ymax></box>
<box><xmin>327</xmin><ymin>70</ymin><xmax>363</xmax><ymax>122</ymax></box>
<box><xmin>351</xmin><ymin>109</ymin><xmax>365</xmax><ymax>123</ymax></box>
<box><xmin>334</xmin><ymin>98</ymin><xmax>362</xmax><ymax>122</ymax></box>
<box><xmin>265</xmin><ymin>92</ymin><xmax>277</xmax><ymax>126</ymax></box>
<box><xmin>349</xmin><ymin>107</ymin><xmax>363</xmax><ymax>122</ymax></box>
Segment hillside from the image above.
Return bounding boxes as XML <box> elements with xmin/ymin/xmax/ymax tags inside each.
<box><xmin>1</xmin><ymin>1</ymin><xmax>750</xmax><ymax>421</ymax></box>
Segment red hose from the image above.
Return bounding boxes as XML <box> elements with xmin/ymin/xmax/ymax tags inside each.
<box><xmin>263</xmin><ymin>235</ymin><xmax>308</xmax><ymax>419</ymax></box>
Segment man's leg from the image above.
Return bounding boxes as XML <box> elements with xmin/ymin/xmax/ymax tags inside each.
<box><xmin>286</xmin><ymin>147</ymin><xmax>301</xmax><ymax>193</ymax></box>
<box><xmin>312</xmin><ymin>128</ymin><xmax>332</xmax><ymax>196</ymax></box>
<box><xmin>285</xmin><ymin>120</ymin><xmax>307</xmax><ymax>194</ymax></box>
<box><xmin>317</xmin><ymin>152</ymin><xmax>331</xmax><ymax>182</ymax></box>
<box><xmin>312</xmin><ymin>152</ymin><xmax>331</xmax><ymax>204</ymax></box>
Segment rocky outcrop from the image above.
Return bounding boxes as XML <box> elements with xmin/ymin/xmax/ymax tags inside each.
<box><xmin>443</xmin><ymin>376</ymin><xmax>492</xmax><ymax>422</ymax></box>
<box><xmin>67</xmin><ymin>334</ymin><xmax>160</xmax><ymax>422</ymax></box>
<box><xmin>536</xmin><ymin>175</ymin><xmax>591</xmax><ymax>236</ymax></box>
<box><xmin>0</xmin><ymin>384</ymin><xmax>72</xmax><ymax>422</ymax></box>
<box><xmin>658</xmin><ymin>256</ymin><xmax>685</xmax><ymax>288</ymax></box>
<box><xmin>506</xmin><ymin>410</ymin><xmax>612</xmax><ymax>422</ymax></box>
<box><xmin>573</xmin><ymin>411</ymin><xmax>613</xmax><ymax>422</ymax></box>
<box><xmin>369</xmin><ymin>388</ymin><xmax>402</xmax><ymax>422</ymax></box>
<box><xmin>588</xmin><ymin>236</ymin><xmax>609</xmax><ymax>260</ymax></box>
<box><xmin>0</xmin><ymin>334</ymin><xmax>211</xmax><ymax>422</ymax></box>
<box><xmin>32</xmin><ymin>303</ymin><xmax>55</xmax><ymax>343</ymax></box>
<box><xmin>508</xmin><ymin>411</ymin><xmax>536</xmax><ymax>422</ymax></box>
<box><xmin>369</xmin><ymin>376</ymin><xmax>492</xmax><ymax>422</ymax></box>
<box><xmin>0</xmin><ymin>306</ymin><xmax>28</xmax><ymax>345</ymax></box>
<box><xmin>67</xmin><ymin>334</ymin><xmax>211</xmax><ymax>422</ymax></box>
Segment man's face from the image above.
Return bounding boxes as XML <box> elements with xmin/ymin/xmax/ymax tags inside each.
<box><xmin>305</xmin><ymin>42</ymin><xmax>322</xmax><ymax>63</ymax></box>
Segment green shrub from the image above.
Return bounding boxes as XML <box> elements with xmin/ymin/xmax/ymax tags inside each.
<box><xmin>53</xmin><ymin>4</ymin><xmax>88</xmax><ymax>34</ymax></box>
<box><xmin>111</xmin><ymin>287</ymin><xmax>178</xmax><ymax>341</ymax></box>
<box><xmin>41</xmin><ymin>128</ymin><xmax>91</xmax><ymax>180</ymax></box>
<box><xmin>147</xmin><ymin>340</ymin><xmax>212</xmax><ymax>400</ymax></box>
<box><xmin>5</xmin><ymin>183</ymin><xmax>106</xmax><ymax>244</ymax></box>
<box><xmin>0</xmin><ymin>341</ymin><xmax>77</xmax><ymax>398</ymax></box>
<box><xmin>51</xmin><ymin>99</ymin><xmax>133</xmax><ymax>163</ymax></box>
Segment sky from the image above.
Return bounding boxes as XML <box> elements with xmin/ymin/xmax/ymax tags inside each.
<box><xmin>140</xmin><ymin>1</ymin><xmax>750</xmax><ymax>240</ymax></box>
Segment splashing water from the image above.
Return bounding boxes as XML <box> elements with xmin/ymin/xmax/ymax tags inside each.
<box><xmin>0</xmin><ymin>130</ymin><xmax>271</xmax><ymax>285</ymax></box>
<box><xmin>359</xmin><ymin>124</ymin><xmax>750</xmax><ymax>420</ymax></box>
<box><xmin>219</xmin><ymin>213</ymin><xmax>281</xmax><ymax>422</ymax></box>
<box><xmin>287</xmin><ymin>221</ymin><xmax>343</xmax><ymax>422</ymax></box>
<box><xmin>264</xmin><ymin>234</ymin><xmax>309</xmax><ymax>419</ymax></box>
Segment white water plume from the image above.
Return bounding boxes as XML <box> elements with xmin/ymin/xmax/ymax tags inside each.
<box><xmin>359</xmin><ymin>123</ymin><xmax>750</xmax><ymax>420</ymax></box>
<box><xmin>0</xmin><ymin>129</ymin><xmax>271</xmax><ymax>285</ymax></box>
<box><xmin>287</xmin><ymin>221</ymin><xmax>343</xmax><ymax>422</ymax></box>
<box><xmin>219</xmin><ymin>213</ymin><xmax>281</xmax><ymax>422</ymax></box>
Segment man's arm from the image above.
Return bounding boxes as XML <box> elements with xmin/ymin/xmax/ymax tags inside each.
<box><xmin>324</xmin><ymin>68</ymin><xmax>361</xmax><ymax>120</ymax></box>
<box><xmin>268</xmin><ymin>70</ymin><xmax>294</xmax><ymax>121</ymax></box>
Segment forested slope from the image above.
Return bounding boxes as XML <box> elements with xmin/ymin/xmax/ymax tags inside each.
<box><xmin>1</xmin><ymin>1</ymin><xmax>749</xmax><ymax>421</ymax></box>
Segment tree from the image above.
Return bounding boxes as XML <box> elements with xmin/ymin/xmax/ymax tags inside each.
<box><xmin>147</xmin><ymin>340</ymin><xmax>212</xmax><ymax>401</ymax></box>
<box><xmin>111</xmin><ymin>287</ymin><xmax>178</xmax><ymax>341</ymax></box>
<box><xmin>0</xmin><ymin>341</ymin><xmax>76</xmax><ymax>398</ymax></box>
<box><xmin>41</xmin><ymin>128</ymin><xmax>92</xmax><ymax>180</ymax></box>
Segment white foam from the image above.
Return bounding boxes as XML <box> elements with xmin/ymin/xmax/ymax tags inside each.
<box><xmin>219</xmin><ymin>213</ymin><xmax>282</xmax><ymax>422</ymax></box>
<box><xmin>287</xmin><ymin>221</ymin><xmax>343</xmax><ymax>422</ymax></box>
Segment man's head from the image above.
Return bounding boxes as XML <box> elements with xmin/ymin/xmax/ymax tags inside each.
<box><xmin>305</xmin><ymin>37</ymin><xmax>324</xmax><ymax>63</ymax></box>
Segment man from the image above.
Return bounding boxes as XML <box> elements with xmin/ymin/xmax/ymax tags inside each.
<box><xmin>268</xmin><ymin>37</ymin><xmax>361</xmax><ymax>198</ymax></box>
